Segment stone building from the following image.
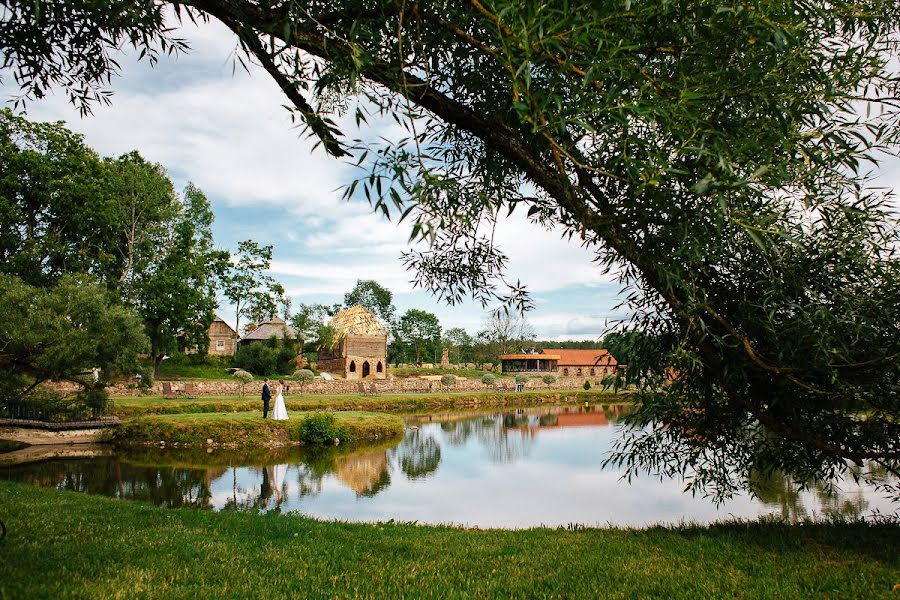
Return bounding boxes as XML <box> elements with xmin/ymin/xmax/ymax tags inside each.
<box><xmin>500</xmin><ymin>348</ymin><xmax>618</xmax><ymax>377</ymax></box>
<box><xmin>208</xmin><ymin>314</ymin><xmax>237</xmax><ymax>356</ymax></box>
<box><xmin>317</xmin><ymin>306</ymin><xmax>388</xmax><ymax>380</ymax></box>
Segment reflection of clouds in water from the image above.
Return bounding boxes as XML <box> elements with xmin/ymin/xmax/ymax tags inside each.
<box><xmin>474</xmin><ymin>415</ymin><xmax>536</xmax><ymax>464</ymax></box>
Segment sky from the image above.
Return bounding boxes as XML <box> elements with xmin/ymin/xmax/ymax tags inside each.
<box><xmin>2</xmin><ymin>14</ymin><xmax>898</xmax><ymax>341</ymax></box>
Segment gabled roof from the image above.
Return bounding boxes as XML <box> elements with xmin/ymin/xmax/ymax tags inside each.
<box><xmin>329</xmin><ymin>306</ymin><xmax>387</xmax><ymax>339</ymax></box>
<box><xmin>212</xmin><ymin>313</ymin><xmax>236</xmax><ymax>334</ymax></box>
<box><xmin>240</xmin><ymin>317</ymin><xmax>297</xmax><ymax>341</ymax></box>
<box><xmin>543</xmin><ymin>349</ymin><xmax>617</xmax><ymax>366</ymax></box>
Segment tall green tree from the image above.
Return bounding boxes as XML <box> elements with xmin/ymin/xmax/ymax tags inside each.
<box><xmin>442</xmin><ymin>327</ymin><xmax>473</xmax><ymax>364</ymax></box>
<box><xmin>221</xmin><ymin>240</ymin><xmax>278</xmax><ymax>336</ymax></box>
<box><xmin>0</xmin><ymin>108</ymin><xmax>116</xmax><ymax>285</ymax></box>
<box><xmin>343</xmin><ymin>279</ymin><xmax>396</xmax><ymax>327</ymax></box>
<box><xmin>395</xmin><ymin>309</ymin><xmax>442</xmax><ymax>365</ymax></box>
<box><xmin>5</xmin><ymin>0</ymin><xmax>899</xmax><ymax>497</ymax></box>
<box><xmin>137</xmin><ymin>184</ymin><xmax>227</xmax><ymax>374</ymax></box>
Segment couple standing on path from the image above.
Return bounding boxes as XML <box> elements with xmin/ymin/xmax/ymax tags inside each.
<box><xmin>261</xmin><ymin>378</ymin><xmax>288</xmax><ymax>420</ymax></box>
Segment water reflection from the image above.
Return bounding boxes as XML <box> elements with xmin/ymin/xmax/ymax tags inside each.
<box><xmin>1</xmin><ymin>405</ymin><xmax>895</xmax><ymax>528</ymax></box>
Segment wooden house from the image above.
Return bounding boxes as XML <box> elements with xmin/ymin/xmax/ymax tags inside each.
<box><xmin>208</xmin><ymin>314</ymin><xmax>237</xmax><ymax>356</ymax></box>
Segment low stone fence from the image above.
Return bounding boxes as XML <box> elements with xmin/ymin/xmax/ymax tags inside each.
<box><xmin>43</xmin><ymin>376</ymin><xmax>610</xmax><ymax>398</ymax></box>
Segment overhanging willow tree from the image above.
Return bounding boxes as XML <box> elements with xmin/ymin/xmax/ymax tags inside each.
<box><xmin>3</xmin><ymin>0</ymin><xmax>899</xmax><ymax>498</ymax></box>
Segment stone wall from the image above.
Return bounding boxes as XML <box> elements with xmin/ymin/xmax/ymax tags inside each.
<box><xmin>40</xmin><ymin>374</ymin><xmax>607</xmax><ymax>398</ymax></box>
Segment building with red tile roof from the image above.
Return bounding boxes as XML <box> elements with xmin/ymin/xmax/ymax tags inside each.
<box><xmin>499</xmin><ymin>348</ymin><xmax>618</xmax><ymax>377</ymax></box>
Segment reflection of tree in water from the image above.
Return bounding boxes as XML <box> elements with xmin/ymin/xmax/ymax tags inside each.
<box><xmin>476</xmin><ymin>415</ymin><xmax>536</xmax><ymax>464</ymax></box>
<box><xmin>750</xmin><ymin>470</ymin><xmax>869</xmax><ymax>521</ymax></box>
<box><xmin>391</xmin><ymin>428</ymin><xmax>441</xmax><ymax>480</ymax></box>
<box><xmin>440</xmin><ymin>420</ymin><xmax>476</xmax><ymax>446</ymax></box>
<box><xmin>2</xmin><ymin>459</ymin><xmax>216</xmax><ymax>509</ymax></box>
<box><xmin>436</xmin><ymin>413</ymin><xmax>538</xmax><ymax>463</ymax></box>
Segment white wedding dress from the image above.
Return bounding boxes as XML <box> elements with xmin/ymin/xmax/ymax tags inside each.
<box><xmin>272</xmin><ymin>389</ymin><xmax>289</xmax><ymax>420</ymax></box>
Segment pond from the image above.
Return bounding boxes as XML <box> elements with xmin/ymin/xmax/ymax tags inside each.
<box><xmin>2</xmin><ymin>406</ymin><xmax>896</xmax><ymax>528</ymax></box>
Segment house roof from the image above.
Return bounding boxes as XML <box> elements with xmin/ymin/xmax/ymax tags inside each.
<box><xmin>543</xmin><ymin>349</ymin><xmax>617</xmax><ymax>366</ymax></box>
<box><xmin>212</xmin><ymin>313</ymin><xmax>236</xmax><ymax>333</ymax></box>
<box><xmin>240</xmin><ymin>317</ymin><xmax>297</xmax><ymax>341</ymax></box>
<box><xmin>329</xmin><ymin>306</ymin><xmax>388</xmax><ymax>339</ymax></box>
<box><xmin>500</xmin><ymin>353</ymin><xmax>561</xmax><ymax>360</ymax></box>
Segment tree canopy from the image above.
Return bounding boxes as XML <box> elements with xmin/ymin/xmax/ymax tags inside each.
<box><xmin>343</xmin><ymin>279</ymin><xmax>396</xmax><ymax>327</ymax></box>
<box><xmin>3</xmin><ymin>0</ymin><xmax>899</xmax><ymax>498</ymax></box>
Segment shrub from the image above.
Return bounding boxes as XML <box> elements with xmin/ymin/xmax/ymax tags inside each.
<box><xmin>299</xmin><ymin>412</ymin><xmax>349</xmax><ymax>444</ymax></box>
<box><xmin>541</xmin><ymin>374</ymin><xmax>557</xmax><ymax>387</ymax></box>
<box><xmin>293</xmin><ymin>369</ymin><xmax>316</xmax><ymax>393</ymax></box>
<box><xmin>481</xmin><ymin>374</ymin><xmax>495</xmax><ymax>386</ymax></box>
<box><xmin>233</xmin><ymin>336</ymin><xmax>299</xmax><ymax>376</ymax></box>
<box><xmin>2</xmin><ymin>388</ymin><xmax>106</xmax><ymax>422</ymax></box>
<box><xmin>440</xmin><ymin>374</ymin><xmax>457</xmax><ymax>388</ymax></box>
<box><xmin>515</xmin><ymin>374</ymin><xmax>529</xmax><ymax>385</ymax></box>
<box><xmin>232</xmin><ymin>370</ymin><xmax>254</xmax><ymax>396</ymax></box>
<box><xmin>583</xmin><ymin>379</ymin><xmax>592</xmax><ymax>391</ymax></box>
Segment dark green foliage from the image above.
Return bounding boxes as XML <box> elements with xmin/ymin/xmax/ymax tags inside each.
<box><xmin>541</xmin><ymin>375</ymin><xmax>556</xmax><ymax>387</ymax></box>
<box><xmin>233</xmin><ymin>337</ymin><xmax>298</xmax><ymax>376</ymax></box>
<box><xmin>440</xmin><ymin>374</ymin><xmax>456</xmax><ymax>388</ymax></box>
<box><xmin>583</xmin><ymin>380</ymin><xmax>592</xmax><ymax>391</ymax></box>
<box><xmin>0</xmin><ymin>273</ymin><xmax>147</xmax><ymax>416</ymax></box>
<box><xmin>299</xmin><ymin>412</ymin><xmax>350</xmax><ymax>445</ymax></box>
<box><xmin>343</xmin><ymin>280</ymin><xmax>396</xmax><ymax>326</ymax></box>
<box><xmin>393</xmin><ymin>309</ymin><xmax>442</xmax><ymax>364</ymax></box>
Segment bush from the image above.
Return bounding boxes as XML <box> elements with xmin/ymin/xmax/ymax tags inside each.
<box><xmin>541</xmin><ymin>374</ymin><xmax>557</xmax><ymax>387</ymax></box>
<box><xmin>233</xmin><ymin>336</ymin><xmax>299</xmax><ymax>376</ymax></box>
<box><xmin>232</xmin><ymin>370</ymin><xmax>254</xmax><ymax>396</ymax></box>
<box><xmin>2</xmin><ymin>388</ymin><xmax>108</xmax><ymax>422</ymax></box>
<box><xmin>440</xmin><ymin>374</ymin><xmax>457</xmax><ymax>388</ymax></box>
<box><xmin>293</xmin><ymin>369</ymin><xmax>316</xmax><ymax>393</ymax></box>
<box><xmin>481</xmin><ymin>374</ymin><xmax>495</xmax><ymax>386</ymax></box>
<box><xmin>299</xmin><ymin>412</ymin><xmax>349</xmax><ymax>444</ymax></box>
<box><xmin>583</xmin><ymin>379</ymin><xmax>592</xmax><ymax>391</ymax></box>
<box><xmin>515</xmin><ymin>374</ymin><xmax>529</xmax><ymax>385</ymax></box>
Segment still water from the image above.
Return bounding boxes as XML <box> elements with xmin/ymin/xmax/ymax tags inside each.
<box><xmin>2</xmin><ymin>406</ymin><xmax>895</xmax><ymax>528</ymax></box>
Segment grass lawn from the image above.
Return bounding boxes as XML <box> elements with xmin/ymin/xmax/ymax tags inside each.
<box><xmin>114</xmin><ymin>411</ymin><xmax>404</xmax><ymax>447</ymax></box>
<box><xmin>0</xmin><ymin>482</ymin><xmax>897</xmax><ymax>599</ymax></box>
<box><xmin>110</xmin><ymin>389</ymin><xmax>623</xmax><ymax>418</ymax></box>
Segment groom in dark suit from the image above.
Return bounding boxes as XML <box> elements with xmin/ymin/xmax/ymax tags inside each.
<box><xmin>261</xmin><ymin>378</ymin><xmax>271</xmax><ymax>418</ymax></box>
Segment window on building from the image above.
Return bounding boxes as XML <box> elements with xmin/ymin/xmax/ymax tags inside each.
<box><xmin>590</xmin><ymin>368</ymin><xmax>595</xmax><ymax>376</ymax></box>
<box><xmin>216</xmin><ymin>340</ymin><xmax>225</xmax><ymax>350</ymax></box>
<box><xmin>349</xmin><ymin>361</ymin><xmax>356</xmax><ymax>373</ymax></box>
<box><xmin>577</xmin><ymin>368</ymin><xmax>582</xmax><ymax>376</ymax></box>
<box><xmin>376</xmin><ymin>362</ymin><xmax>383</xmax><ymax>373</ymax></box>
<box><xmin>563</xmin><ymin>368</ymin><xmax>569</xmax><ymax>376</ymax></box>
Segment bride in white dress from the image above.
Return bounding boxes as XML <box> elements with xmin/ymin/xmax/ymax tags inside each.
<box><xmin>271</xmin><ymin>380</ymin><xmax>289</xmax><ymax>420</ymax></box>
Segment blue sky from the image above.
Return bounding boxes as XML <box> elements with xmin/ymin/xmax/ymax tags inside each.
<box><xmin>3</xmin><ymin>15</ymin><xmax>897</xmax><ymax>340</ymax></box>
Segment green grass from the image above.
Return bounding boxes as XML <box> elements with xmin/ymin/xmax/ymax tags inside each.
<box><xmin>114</xmin><ymin>411</ymin><xmax>403</xmax><ymax>448</ymax></box>
<box><xmin>110</xmin><ymin>389</ymin><xmax>623</xmax><ymax>418</ymax></box>
<box><xmin>1</xmin><ymin>482</ymin><xmax>897</xmax><ymax>599</ymax></box>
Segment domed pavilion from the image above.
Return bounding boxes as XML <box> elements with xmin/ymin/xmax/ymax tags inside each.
<box><xmin>317</xmin><ymin>305</ymin><xmax>388</xmax><ymax>380</ymax></box>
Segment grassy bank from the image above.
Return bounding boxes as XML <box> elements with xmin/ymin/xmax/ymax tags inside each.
<box><xmin>114</xmin><ymin>411</ymin><xmax>403</xmax><ymax>448</ymax></box>
<box><xmin>0</xmin><ymin>482</ymin><xmax>897</xmax><ymax>599</ymax></box>
<box><xmin>110</xmin><ymin>390</ymin><xmax>622</xmax><ymax>418</ymax></box>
